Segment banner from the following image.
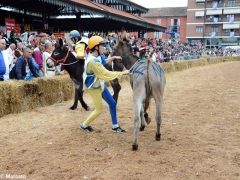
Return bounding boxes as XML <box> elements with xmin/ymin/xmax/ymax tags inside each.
<box><xmin>53</xmin><ymin>33</ymin><xmax>65</xmax><ymax>39</ymax></box>
<box><xmin>5</xmin><ymin>18</ymin><xmax>20</xmax><ymax>34</ymax></box>
<box><xmin>5</xmin><ymin>18</ymin><xmax>15</xmax><ymax>31</ymax></box>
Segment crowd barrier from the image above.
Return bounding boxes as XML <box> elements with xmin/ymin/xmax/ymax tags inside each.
<box><xmin>0</xmin><ymin>56</ymin><xmax>239</xmax><ymax>118</ymax></box>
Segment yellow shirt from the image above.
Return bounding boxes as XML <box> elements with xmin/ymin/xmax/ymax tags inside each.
<box><xmin>75</xmin><ymin>43</ymin><xmax>86</xmax><ymax>59</ymax></box>
<box><xmin>85</xmin><ymin>58</ymin><xmax>123</xmax><ymax>89</ymax></box>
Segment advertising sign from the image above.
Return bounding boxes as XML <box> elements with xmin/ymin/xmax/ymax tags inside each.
<box><xmin>53</xmin><ymin>33</ymin><xmax>65</xmax><ymax>39</ymax></box>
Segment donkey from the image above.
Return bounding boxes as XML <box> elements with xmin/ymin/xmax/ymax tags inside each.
<box><xmin>112</xmin><ymin>40</ymin><xmax>166</xmax><ymax>151</ymax></box>
<box><xmin>50</xmin><ymin>38</ymin><xmax>89</xmax><ymax>111</ymax></box>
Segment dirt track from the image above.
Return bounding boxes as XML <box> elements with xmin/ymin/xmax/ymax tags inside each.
<box><xmin>0</xmin><ymin>62</ymin><xmax>240</xmax><ymax>180</ymax></box>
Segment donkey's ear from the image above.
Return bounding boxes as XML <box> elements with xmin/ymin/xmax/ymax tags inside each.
<box><xmin>59</xmin><ymin>38</ymin><xmax>64</xmax><ymax>47</ymax></box>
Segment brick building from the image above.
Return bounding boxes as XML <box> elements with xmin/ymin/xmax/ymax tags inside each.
<box><xmin>142</xmin><ymin>7</ymin><xmax>187</xmax><ymax>42</ymax></box>
<box><xmin>187</xmin><ymin>0</ymin><xmax>240</xmax><ymax>47</ymax></box>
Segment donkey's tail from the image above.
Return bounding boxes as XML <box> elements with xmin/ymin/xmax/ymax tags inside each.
<box><xmin>145</xmin><ymin>60</ymin><xmax>152</xmax><ymax>103</ymax></box>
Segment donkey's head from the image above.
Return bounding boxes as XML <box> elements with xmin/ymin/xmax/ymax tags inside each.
<box><xmin>50</xmin><ymin>38</ymin><xmax>70</xmax><ymax>66</ymax></box>
<box><xmin>112</xmin><ymin>39</ymin><xmax>132</xmax><ymax>59</ymax></box>
<box><xmin>112</xmin><ymin>38</ymin><xmax>138</xmax><ymax>70</ymax></box>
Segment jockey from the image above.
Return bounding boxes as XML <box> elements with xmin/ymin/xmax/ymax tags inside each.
<box><xmin>69</xmin><ymin>30</ymin><xmax>88</xmax><ymax>60</ymax></box>
<box><xmin>80</xmin><ymin>35</ymin><xmax>129</xmax><ymax>132</ymax></box>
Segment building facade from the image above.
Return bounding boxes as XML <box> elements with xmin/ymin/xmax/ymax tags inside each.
<box><xmin>143</xmin><ymin>7</ymin><xmax>187</xmax><ymax>41</ymax></box>
<box><xmin>187</xmin><ymin>0</ymin><xmax>240</xmax><ymax>47</ymax></box>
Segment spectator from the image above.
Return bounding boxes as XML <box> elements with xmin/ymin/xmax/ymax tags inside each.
<box><xmin>33</xmin><ymin>40</ymin><xmax>45</xmax><ymax>77</ymax></box>
<box><xmin>6</xmin><ymin>43</ymin><xmax>16</xmax><ymax>70</ymax></box>
<box><xmin>42</xmin><ymin>40</ymin><xmax>55</xmax><ymax>77</ymax></box>
<box><xmin>9</xmin><ymin>30</ymin><xmax>21</xmax><ymax>46</ymax></box>
<box><xmin>10</xmin><ymin>46</ymin><xmax>39</xmax><ymax>80</ymax></box>
<box><xmin>15</xmin><ymin>42</ymin><xmax>24</xmax><ymax>58</ymax></box>
<box><xmin>0</xmin><ymin>39</ymin><xmax>10</xmax><ymax>81</ymax></box>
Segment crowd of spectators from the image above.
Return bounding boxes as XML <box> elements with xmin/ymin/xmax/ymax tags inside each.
<box><xmin>0</xmin><ymin>30</ymin><xmax>61</xmax><ymax>81</ymax></box>
<box><xmin>125</xmin><ymin>37</ymin><xmax>240</xmax><ymax>62</ymax></box>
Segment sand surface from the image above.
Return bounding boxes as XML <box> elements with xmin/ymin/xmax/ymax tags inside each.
<box><xmin>0</xmin><ymin>62</ymin><xmax>239</xmax><ymax>180</ymax></box>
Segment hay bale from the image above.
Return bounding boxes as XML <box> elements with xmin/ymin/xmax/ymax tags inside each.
<box><xmin>174</xmin><ymin>61</ymin><xmax>189</xmax><ymax>71</ymax></box>
<box><xmin>160</xmin><ymin>56</ymin><xmax>228</xmax><ymax>74</ymax></box>
<box><xmin>36</xmin><ymin>75</ymin><xmax>73</xmax><ymax>105</ymax></box>
<box><xmin>0</xmin><ymin>75</ymin><xmax>74</xmax><ymax>118</ymax></box>
<box><xmin>161</xmin><ymin>62</ymin><xmax>176</xmax><ymax>73</ymax></box>
<box><xmin>223</xmin><ymin>56</ymin><xmax>240</xmax><ymax>62</ymax></box>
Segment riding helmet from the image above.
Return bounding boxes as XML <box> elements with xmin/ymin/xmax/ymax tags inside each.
<box><xmin>69</xmin><ymin>30</ymin><xmax>80</xmax><ymax>39</ymax></box>
<box><xmin>88</xmin><ymin>36</ymin><xmax>108</xmax><ymax>50</ymax></box>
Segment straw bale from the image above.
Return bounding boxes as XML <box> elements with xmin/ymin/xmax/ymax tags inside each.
<box><xmin>0</xmin><ymin>75</ymin><xmax>73</xmax><ymax>118</ymax></box>
<box><xmin>223</xmin><ymin>56</ymin><xmax>240</xmax><ymax>62</ymax></box>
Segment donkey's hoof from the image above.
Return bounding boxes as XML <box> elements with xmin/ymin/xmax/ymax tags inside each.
<box><xmin>146</xmin><ymin>117</ymin><xmax>151</xmax><ymax>125</ymax></box>
<box><xmin>84</xmin><ymin>106</ymin><xmax>91</xmax><ymax>111</ymax></box>
<box><xmin>140</xmin><ymin>125</ymin><xmax>145</xmax><ymax>131</ymax></box>
<box><xmin>155</xmin><ymin>133</ymin><xmax>161</xmax><ymax>141</ymax></box>
<box><xmin>132</xmin><ymin>144</ymin><xmax>138</xmax><ymax>151</ymax></box>
<box><xmin>70</xmin><ymin>106</ymin><xmax>77</xmax><ymax>110</ymax></box>
<box><xmin>144</xmin><ymin>113</ymin><xmax>151</xmax><ymax>124</ymax></box>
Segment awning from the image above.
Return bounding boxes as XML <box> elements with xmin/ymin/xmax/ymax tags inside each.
<box><xmin>206</xmin><ymin>9</ymin><xmax>222</xmax><ymax>15</ymax></box>
<box><xmin>223</xmin><ymin>23</ymin><xmax>240</xmax><ymax>29</ymax></box>
<box><xmin>0</xmin><ymin>0</ymin><xmax>165</xmax><ymax>32</ymax></box>
<box><xmin>223</xmin><ymin>8</ymin><xmax>240</xmax><ymax>14</ymax></box>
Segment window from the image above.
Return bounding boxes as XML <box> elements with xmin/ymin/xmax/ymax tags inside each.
<box><xmin>224</xmin><ymin>29</ymin><xmax>230</xmax><ymax>33</ymax></box>
<box><xmin>227</xmin><ymin>0</ymin><xmax>236</xmax><ymax>6</ymax></box>
<box><xmin>156</xmin><ymin>19</ymin><xmax>161</xmax><ymax>25</ymax></box>
<box><xmin>196</xmin><ymin>26</ymin><xmax>203</xmax><ymax>33</ymax></box>
<box><xmin>211</xmin><ymin>25</ymin><xmax>219</xmax><ymax>32</ymax></box>
<box><xmin>171</xmin><ymin>19</ymin><xmax>178</xmax><ymax>26</ymax></box>
<box><xmin>154</xmin><ymin>32</ymin><xmax>162</xmax><ymax>39</ymax></box>
<box><xmin>174</xmin><ymin>19</ymin><xmax>178</xmax><ymax>26</ymax></box>
<box><xmin>227</xmin><ymin>14</ymin><xmax>234</xmax><ymax>23</ymax></box>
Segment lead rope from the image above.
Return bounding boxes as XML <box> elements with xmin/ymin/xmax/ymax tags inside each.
<box><xmin>128</xmin><ymin>61</ymin><xmax>139</xmax><ymax>74</ymax></box>
<box><xmin>112</xmin><ymin>60</ymin><xmax>114</xmax><ymax>71</ymax></box>
<box><xmin>61</xmin><ymin>60</ymin><xmax>79</xmax><ymax>66</ymax></box>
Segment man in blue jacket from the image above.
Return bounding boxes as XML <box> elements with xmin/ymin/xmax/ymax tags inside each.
<box><xmin>0</xmin><ymin>39</ymin><xmax>7</xmax><ymax>81</ymax></box>
<box><xmin>11</xmin><ymin>46</ymin><xmax>39</xmax><ymax>80</ymax></box>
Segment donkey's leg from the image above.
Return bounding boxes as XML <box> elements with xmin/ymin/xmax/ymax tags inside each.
<box><xmin>70</xmin><ymin>85</ymin><xmax>79</xmax><ymax>110</ymax></box>
<box><xmin>140</xmin><ymin>105</ymin><xmax>145</xmax><ymax>131</ymax></box>
<box><xmin>78</xmin><ymin>84</ymin><xmax>90</xmax><ymax>111</ymax></box>
<box><xmin>132</xmin><ymin>101</ymin><xmax>141</xmax><ymax>151</ymax></box>
<box><xmin>110</xmin><ymin>79</ymin><xmax>121</xmax><ymax>102</ymax></box>
<box><xmin>144</xmin><ymin>99</ymin><xmax>151</xmax><ymax>125</ymax></box>
<box><xmin>155</xmin><ymin>98</ymin><xmax>163</xmax><ymax>141</ymax></box>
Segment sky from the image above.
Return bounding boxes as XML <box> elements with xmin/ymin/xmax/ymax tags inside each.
<box><xmin>130</xmin><ymin>0</ymin><xmax>187</xmax><ymax>8</ymax></box>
